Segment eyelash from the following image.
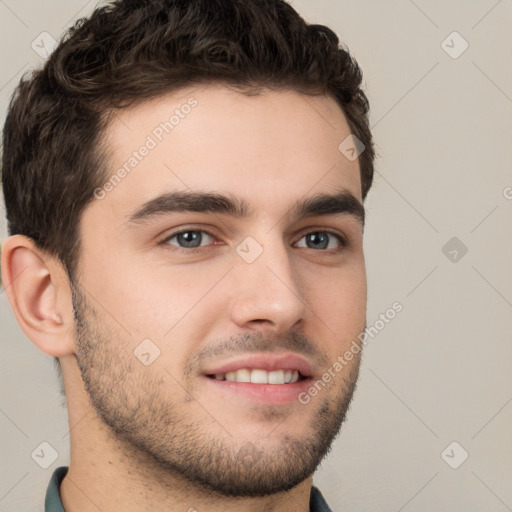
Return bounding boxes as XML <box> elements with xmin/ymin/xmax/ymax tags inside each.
<box><xmin>160</xmin><ymin>228</ymin><xmax>348</xmax><ymax>254</ymax></box>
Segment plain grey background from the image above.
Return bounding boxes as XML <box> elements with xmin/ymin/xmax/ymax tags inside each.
<box><xmin>1</xmin><ymin>1</ymin><xmax>511</xmax><ymax>511</ymax></box>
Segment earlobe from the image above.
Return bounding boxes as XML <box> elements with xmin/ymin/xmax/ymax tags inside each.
<box><xmin>1</xmin><ymin>235</ymin><xmax>75</xmax><ymax>357</ymax></box>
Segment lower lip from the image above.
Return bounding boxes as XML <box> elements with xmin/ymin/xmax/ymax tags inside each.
<box><xmin>203</xmin><ymin>376</ymin><xmax>312</xmax><ymax>405</ymax></box>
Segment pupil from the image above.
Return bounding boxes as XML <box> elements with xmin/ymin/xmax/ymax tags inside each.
<box><xmin>179</xmin><ymin>231</ymin><xmax>200</xmax><ymax>248</ymax></box>
<box><xmin>309</xmin><ymin>233</ymin><xmax>327</xmax><ymax>250</ymax></box>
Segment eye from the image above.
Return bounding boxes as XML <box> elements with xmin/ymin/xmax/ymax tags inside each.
<box><xmin>160</xmin><ymin>228</ymin><xmax>347</xmax><ymax>253</ymax></box>
<box><xmin>295</xmin><ymin>231</ymin><xmax>346</xmax><ymax>251</ymax></box>
<box><xmin>163</xmin><ymin>229</ymin><xmax>216</xmax><ymax>250</ymax></box>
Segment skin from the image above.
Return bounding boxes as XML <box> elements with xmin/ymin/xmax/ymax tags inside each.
<box><xmin>2</xmin><ymin>83</ymin><xmax>367</xmax><ymax>511</ymax></box>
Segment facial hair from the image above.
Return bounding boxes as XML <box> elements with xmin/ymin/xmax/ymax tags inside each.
<box><xmin>71</xmin><ymin>280</ymin><xmax>362</xmax><ymax>497</ymax></box>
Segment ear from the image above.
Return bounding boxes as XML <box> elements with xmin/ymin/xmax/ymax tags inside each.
<box><xmin>1</xmin><ymin>235</ymin><xmax>75</xmax><ymax>357</ymax></box>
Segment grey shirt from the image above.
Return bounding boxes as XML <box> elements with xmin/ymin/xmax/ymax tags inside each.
<box><xmin>45</xmin><ymin>466</ymin><xmax>333</xmax><ymax>511</ymax></box>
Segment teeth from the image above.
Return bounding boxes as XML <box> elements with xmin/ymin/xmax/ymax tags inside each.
<box><xmin>217</xmin><ymin>368</ymin><xmax>301</xmax><ymax>384</ymax></box>
<box><xmin>236</xmin><ymin>368</ymin><xmax>251</xmax><ymax>382</ymax></box>
<box><xmin>268</xmin><ymin>370</ymin><xmax>285</xmax><ymax>384</ymax></box>
<box><xmin>251</xmin><ymin>369</ymin><xmax>267</xmax><ymax>384</ymax></box>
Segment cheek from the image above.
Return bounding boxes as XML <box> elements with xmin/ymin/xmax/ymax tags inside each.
<box><xmin>82</xmin><ymin>250</ymin><xmax>216</xmax><ymax>334</ymax></box>
<box><xmin>79</xmin><ymin>260</ymin><xmax>224</xmax><ymax>378</ymax></box>
<box><xmin>304</xmin><ymin>262</ymin><xmax>367</xmax><ymax>353</ymax></box>
<box><xmin>304</xmin><ymin>259</ymin><xmax>366</xmax><ymax>315</ymax></box>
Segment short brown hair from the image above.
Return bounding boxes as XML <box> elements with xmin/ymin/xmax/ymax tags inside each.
<box><xmin>2</xmin><ymin>0</ymin><xmax>374</xmax><ymax>280</ymax></box>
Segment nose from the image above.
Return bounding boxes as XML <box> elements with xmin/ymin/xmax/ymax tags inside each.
<box><xmin>228</xmin><ymin>235</ymin><xmax>308</xmax><ymax>333</ymax></box>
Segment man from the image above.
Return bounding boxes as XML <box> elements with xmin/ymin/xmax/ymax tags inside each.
<box><xmin>1</xmin><ymin>0</ymin><xmax>374</xmax><ymax>510</ymax></box>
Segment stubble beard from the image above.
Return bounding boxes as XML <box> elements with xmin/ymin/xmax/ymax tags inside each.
<box><xmin>71</xmin><ymin>281</ymin><xmax>361</xmax><ymax>497</ymax></box>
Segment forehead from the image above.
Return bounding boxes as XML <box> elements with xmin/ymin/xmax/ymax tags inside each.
<box><xmin>95</xmin><ymin>84</ymin><xmax>362</xmax><ymax>223</ymax></box>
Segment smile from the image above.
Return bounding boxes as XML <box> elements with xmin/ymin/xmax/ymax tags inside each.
<box><xmin>208</xmin><ymin>368</ymin><xmax>302</xmax><ymax>384</ymax></box>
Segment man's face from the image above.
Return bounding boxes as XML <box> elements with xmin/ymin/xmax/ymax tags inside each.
<box><xmin>72</xmin><ymin>84</ymin><xmax>367</xmax><ymax>496</ymax></box>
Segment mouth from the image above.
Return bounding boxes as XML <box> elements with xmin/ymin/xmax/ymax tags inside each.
<box><xmin>202</xmin><ymin>353</ymin><xmax>315</xmax><ymax>405</ymax></box>
<box><xmin>206</xmin><ymin>368</ymin><xmax>304</xmax><ymax>384</ymax></box>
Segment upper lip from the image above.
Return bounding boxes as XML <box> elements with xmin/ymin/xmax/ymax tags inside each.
<box><xmin>202</xmin><ymin>352</ymin><xmax>314</xmax><ymax>378</ymax></box>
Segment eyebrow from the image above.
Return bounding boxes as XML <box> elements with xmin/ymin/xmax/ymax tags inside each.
<box><xmin>126</xmin><ymin>189</ymin><xmax>365</xmax><ymax>226</ymax></box>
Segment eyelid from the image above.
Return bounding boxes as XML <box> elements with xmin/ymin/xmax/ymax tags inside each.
<box><xmin>160</xmin><ymin>226</ymin><xmax>348</xmax><ymax>252</ymax></box>
<box><xmin>294</xmin><ymin>229</ymin><xmax>348</xmax><ymax>250</ymax></box>
<box><xmin>160</xmin><ymin>227</ymin><xmax>219</xmax><ymax>251</ymax></box>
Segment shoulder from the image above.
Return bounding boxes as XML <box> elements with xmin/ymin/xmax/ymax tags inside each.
<box><xmin>310</xmin><ymin>486</ymin><xmax>334</xmax><ymax>512</ymax></box>
<box><xmin>44</xmin><ymin>466</ymin><xmax>68</xmax><ymax>512</ymax></box>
